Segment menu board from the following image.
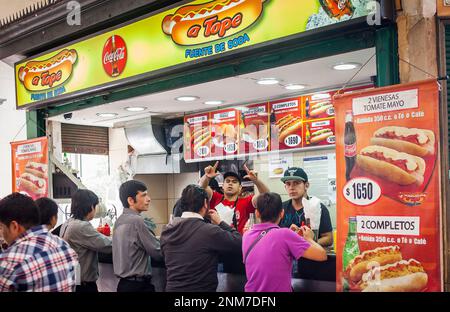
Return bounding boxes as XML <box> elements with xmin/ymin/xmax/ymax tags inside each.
<box><xmin>182</xmin><ymin>89</ymin><xmax>367</xmax><ymax>162</ymax></box>
<box><xmin>210</xmin><ymin>108</ymin><xmax>239</xmax><ymax>157</ymax></box>
<box><xmin>304</xmin><ymin>92</ymin><xmax>335</xmax><ymax>120</ymax></box>
<box><xmin>270</xmin><ymin>98</ymin><xmax>303</xmax><ymax>151</ymax></box>
<box><xmin>11</xmin><ymin>137</ymin><xmax>49</xmax><ymax>200</ymax></box>
<box><xmin>239</xmin><ymin>103</ymin><xmax>270</xmax><ymax>155</ymax></box>
<box><xmin>304</xmin><ymin>118</ymin><xmax>336</xmax><ymax>147</ymax></box>
<box><xmin>184</xmin><ymin>113</ymin><xmax>211</xmax><ymax>161</ymax></box>
<box><xmin>334</xmin><ymin>80</ymin><xmax>442</xmax><ymax>292</ymax></box>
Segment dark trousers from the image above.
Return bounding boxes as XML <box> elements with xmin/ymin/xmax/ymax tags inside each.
<box><xmin>76</xmin><ymin>281</ymin><xmax>98</xmax><ymax>293</ymax></box>
<box><xmin>117</xmin><ymin>278</ymin><xmax>155</xmax><ymax>292</ymax></box>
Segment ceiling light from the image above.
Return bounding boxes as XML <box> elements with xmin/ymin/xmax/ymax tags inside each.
<box><xmin>96</xmin><ymin>113</ymin><xmax>118</xmax><ymax>118</ymax></box>
<box><xmin>176</xmin><ymin>96</ymin><xmax>199</xmax><ymax>102</ymax></box>
<box><xmin>311</xmin><ymin>93</ymin><xmax>331</xmax><ymax>100</ymax></box>
<box><xmin>204</xmin><ymin>100</ymin><xmax>224</xmax><ymax>105</ymax></box>
<box><xmin>284</xmin><ymin>84</ymin><xmax>306</xmax><ymax>91</ymax></box>
<box><xmin>125</xmin><ymin>106</ymin><xmax>147</xmax><ymax>112</ymax></box>
<box><xmin>256</xmin><ymin>78</ymin><xmax>280</xmax><ymax>85</ymax></box>
<box><xmin>332</xmin><ymin>62</ymin><xmax>361</xmax><ymax>71</ymax></box>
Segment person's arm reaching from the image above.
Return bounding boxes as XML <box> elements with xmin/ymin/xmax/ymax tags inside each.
<box><xmin>208</xmin><ymin>210</ymin><xmax>242</xmax><ymax>253</ymax></box>
<box><xmin>243</xmin><ymin>164</ymin><xmax>269</xmax><ymax>207</ymax></box>
<box><xmin>318</xmin><ymin>205</ymin><xmax>333</xmax><ymax>247</ymax></box>
<box><xmin>318</xmin><ymin>231</ymin><xmax>333</xmax><ymax>247</ymax></box>
<box><xmin>76</xmin><ymin>223</ymin><xmax>112</xmax><ymax>253</ymax></box>
<box><xmin>299</xmin><ymin>226</ymin><xmax>327</xmax><ymax>261</ymax></box>
<box><xmin>199</xmin><ymin>161</ymin><xmax>220</xmax><ymax>200</ymax></box>
<box><xmin>137</xmin><ymin>220</ymin><xmax>163</xmax><ymax>261</ymax></box>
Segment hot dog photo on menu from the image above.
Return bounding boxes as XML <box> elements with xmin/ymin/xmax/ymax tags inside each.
<box><xmin>270</xmin><ymin>98</ymin><xmax>303</xmax><ymax>151</ymax></box>
<box><xmin>184</xmin><ymin>113</ymin><xmax>211</xmax><ymax>161</ymax></box>
<box><xmin>304</xmin><ymin>118</ymin><xmax>335</xmax><ymax>147</ymax></box>
<box><xmin>344</xmin><ymin>245</ymin><xmax>428</xmax><ymax>292</ymax></box>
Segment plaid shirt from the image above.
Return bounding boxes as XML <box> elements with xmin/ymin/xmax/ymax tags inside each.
<box><xmin>0</xmin><ymin>225</ymin><xmax>79</xmax><ymax>292</ymax></box>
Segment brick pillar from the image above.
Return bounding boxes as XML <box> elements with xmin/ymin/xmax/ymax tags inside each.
<box><xmin>396</xmin><ymin>0</ymin><xmax>437</xmax><ymax>83</ymax></box>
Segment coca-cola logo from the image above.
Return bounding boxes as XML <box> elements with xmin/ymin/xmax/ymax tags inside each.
<box><xmin>344</xmin><ymin>143</ymin><xmax>357</xmax><ymax>157</ymax></box>
<box><xmin>102</xmin><ymin>35</ymin><xmax>127</xmax><ymax>77</ymax></box>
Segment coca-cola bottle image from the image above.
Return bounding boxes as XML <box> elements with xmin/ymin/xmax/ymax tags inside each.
<box><xmin>344</xmin><ymin>110</ymin><xmax>356</xmax><ymax>181</ymax></box>
<box><xmin>111</xmin><ymin>35</ymin><xmax>119</xmax><ymax>77</ymax></box>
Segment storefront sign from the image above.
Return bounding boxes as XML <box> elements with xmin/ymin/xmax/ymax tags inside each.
<box><xmin>334</xmin><ymin>80</ymin><xmax>442</xmax><ymax>292</ymax></box>
<box><xmin>11</xmin><ymin>137</ymin><xmax>49</xmax><ymax>200</ymax></box>
<box><xmin>15</xmin><ymin>0</ymin><xmax>375</xmax><ymax>109</ymax></box>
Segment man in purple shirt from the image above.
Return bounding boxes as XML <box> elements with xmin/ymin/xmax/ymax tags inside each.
<box><xmin>243</xmin><ymin>192</ymin><xmax>327</xmax><ymax>292</ymax></box>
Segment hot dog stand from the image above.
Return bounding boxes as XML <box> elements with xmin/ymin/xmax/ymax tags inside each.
<box><xmin>8</xmin><ymin>0</ymin><xmax>445</xmax><ymax>292</ymax></box>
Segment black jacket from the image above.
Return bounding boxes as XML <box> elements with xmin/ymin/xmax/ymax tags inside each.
<box><xmin>160</xmin><ymin>217</ymin><xmax>242</xmax><ymax>292</ymax></box>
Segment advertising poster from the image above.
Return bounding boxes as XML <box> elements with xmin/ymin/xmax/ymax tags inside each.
<box><xmin>184</xmin><ymin>113</ymin><xmax>211</xmax><ymax>161</ymax></box>
<box><xmin>303</xmin><ymin>118</ymin><xmax>336</xmax><ymax>147</ymax></box>
<box><xmin>16</xmin><ymin>0</ymin><xmax>375</xmax><ymax>109</ymax></box>
<box><xmin>304</xmin><ymin>92</ymin><xmax>335</xmax><ymax>120</ymax></box>
<box><xmin>270</xmin><ymin>97</ymin><xmax>303</xmax><ymax>151</ymax></box>
<box><xmin>11</xmin><ymin>137</ymin><xmax>49</xmax><ymax>200</ymax></box>
<box><xmin>239</xmin><ymin>103</ymin><xmax>270</xmax><ymax>155</ymax></box>
<box><xmin>211</xmin><ymin>108</ymin><xmax>239</xmax><ymax>157</ymax></box>
<box><xmin>334</xmin><ymin>80</ymin><xmax>442</xmax><ymax>292</ymax></box>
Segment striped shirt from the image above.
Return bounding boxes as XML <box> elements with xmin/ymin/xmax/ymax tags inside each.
<box><xmin>0</xmin><ymin>225</ymin><xmax>79</xmax><ymax>292</ymax></box>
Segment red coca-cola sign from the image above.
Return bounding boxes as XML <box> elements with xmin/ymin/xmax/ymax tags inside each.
<box><xmin>102</xmin><ymin>35</ymin><xmax>127</xmax><ymax>77</ymax></box>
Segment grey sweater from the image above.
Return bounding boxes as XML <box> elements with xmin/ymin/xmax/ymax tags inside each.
<box><xmin>112</xmin><ymin>208</ymin><xmax>162</xmax><ymax>278</ymax></box>
<box><xmin>60</xmin><ymin>218</ymin><xmax>112</xmax><ymax>283</ymax></box>
<box><xmin>160</xmin><ymin>217</ymin><xmax>242</xmax><ymax>292</ymax></box>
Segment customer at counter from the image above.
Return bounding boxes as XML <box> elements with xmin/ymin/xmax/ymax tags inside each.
<box><xmin>199</xmin><ymin>161</ymin><xmax>269</xmax><ymax>234</ymax></box>
<box><xmin>161</xmin><ymin>184</ymin><xmax>242</xmax><ymax>292</ymax></box>
<box><xmin>35</xmin><ymin>197</ymin><xmax>59</xmax><ymax>230</ymax></box>
<box><xmin>279</xmin><ymin>168</ymin><xmax>333</xmax><ymax>247</ymax></box>
<box><xmin>61</xmin><ymin>189</ymin><xmax>113</xmax><ymax>292</ymax></box>
<box><xmin>113</xmin><ymin>180</ymin><xmax>163</xmax><ymax>292</ymax></box>
<box><xmin>0</xmin><ymin>193</ymin><xmax>79</xmax><ymax>292</ymax></box>
<box><xmin>243</xmin><ymin>192</ymin><xmax>327</xmax><ymax>292</ymax></box>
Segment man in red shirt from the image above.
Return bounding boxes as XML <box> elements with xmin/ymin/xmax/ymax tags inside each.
<box><xmin>199</xmin><ymin>162</ymin><xmax>269</xmax><ymax>234</ymax></box>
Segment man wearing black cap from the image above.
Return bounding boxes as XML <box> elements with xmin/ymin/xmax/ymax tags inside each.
<box><xmin>280</xmin><ymin>167</ymin><xmax>333</xmax><ymax>247</ymax></box>
<box><xmin>199</xmin><ymin>161</ymin><xmax>269</xmax><ymax>234</ymax></box>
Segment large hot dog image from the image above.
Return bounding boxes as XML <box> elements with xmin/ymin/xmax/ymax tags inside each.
<box><xmin>370</xmin><ymin>126</ymin><xmax>435</xmax><ymax>157</ymax></box>
<box><xmin>310</xmin><ymin>128</ymin><xmax>333</xmax><ymax>144</ymax></box>
<box><xmin>242</xmin><ymin>119</ymin><xmax>267</xmax><ymax>142</ymax></box>
<box><xmin>275</xmin><ymin>114</ymin><xmax>302</xmax><ymax>143</ymax></box>
<box><xmin>356</xmin><ymin>145</ymin><xmax>425</xmax><ymax>186</ymax></box>
<box><xmin>358</xmin><ymin>259</ymin><xmax>428</xmax><ymax>292</ymax></box>
<box><xmin>162</xmin><ymin>0</ymin><xmax>267</xmax><ymax>46</ymax></box>
<box><xmin>213</xmin><ymin>124</ymin><xmax>237</xmax><ymax>146</ymax></box>
<box><xmin>18</xmin><ymin>172</ymin><xmax>46</xmax><ymax>196</ymax></box>
<box><xmin>24</xmin><ymin>162</ymin><xmax>48</xmax><ymax>179</ymax></box>
<box><xmin>309</xmin><ymin>100</ymin><xmax>333</xmax><ymax>117</ymax></box>
<box><xmin>192</xmin><ymin>126</ymin><xmax>211</xmax><ymax>152</ymax></box>
<box><xmin>345</xmin><ymin>245</ymin><xmax>402</xmax><ymax>283</ymax></box>
<box><xmin>18</xmin><ymin>49</ymin><xmax>77</xmax><ymax>91</ymax></box>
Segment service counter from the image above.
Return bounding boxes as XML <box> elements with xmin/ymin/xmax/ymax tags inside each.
<box><xmin>97</xmin><ymin>252</ymin><xmax>336</xmax><ymax>292</ymax></box>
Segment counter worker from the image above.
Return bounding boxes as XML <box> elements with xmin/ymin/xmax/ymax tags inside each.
<box><xmin>199</xmin><ymin>161</ymin><xmax>270</xmax><ymax>235</ymax></box>
<box><xmin>279</xmin><ymin>167</ymin><xmax>333</xmax><ymax>247</ymax></box>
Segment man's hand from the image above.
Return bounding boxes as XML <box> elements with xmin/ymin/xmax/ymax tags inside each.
<box><xmin>289</xmin><ymin>224</ymin><xmax>301</xmax><ymax>234</ymax></box>
<box><xmin>205</xmin><ymin>161</ymin><xmax>220</xmax><ymax>179</ymax></box>
<box><xmin>243</xmin><ymin>164</ymin><xmax>258</xmax><ymax>182</ymax></box>
<box><xmin>299</xmin><ymin>226</ymin><xmax>315</xmax><ymax>241</ymax></box>
<box><xmin>243</xmin><ymin>219</ymin><xmax>252</xmax><ymax>234</ymax></box>
<box><xmin>208</xmin><ymin>209</ymin><xmax>221</xmax><ymax>225</ymax></box>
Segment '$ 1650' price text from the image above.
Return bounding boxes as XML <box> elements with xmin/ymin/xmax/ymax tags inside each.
<box><xmin>343</xmin><ymin>178</ymin><xmax>381</xmax><ymax>206</ymax></box>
